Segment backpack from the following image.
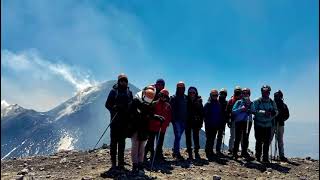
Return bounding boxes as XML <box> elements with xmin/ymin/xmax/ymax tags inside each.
<box><xmin>282</xmin><ymin>103</ymin><xmax>290</xmax><ymax>121</ymax></box>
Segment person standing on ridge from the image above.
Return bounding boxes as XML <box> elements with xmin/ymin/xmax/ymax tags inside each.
<box><xmin>253</xmin><ymin>85</ymin><xmax>278</xmax><ymax>163</ymax></box>
<box><xmin>232</xmin><ymin>88</ymin><xmax>255</xmax><ymax>161</ymax></box>
<box><xmin>270</xmin><ymin>90</ymin><xmax>290</xmax><ymax>161</ymax></box>
<box><xmin>227</xmin><ymin>86</ymin><xmax>243</xmax><ymax>155</ymax></box>
<box><xmin>130</xmin><ymin>85</ymin><xmax>164</xmax><ymax>174</ymax></box>
<box><xmin>185</xmin><ymin>86</ymin><xmax>204</xmax><ymax>160</ymax></box>
<box><xmin>105</xmin><ymin>73</ymin><xmax>133</xmax><ymax>172</ymax></box>
<box><xmin>145</xmin><ymin>88</ymin><xmax>172</xmax><ymax>162</ymax></box>
<box><xmin>204</xmin><ymin>89</ymin><xmax>224</xmax><ymax>160</ymax></box>
<box><xmin>216</xmin><ymin>88</ymin><xmax>228</xmax><ymax>156</ymax></box>
<box><xmin>170</xmin><ymin>81</ymin><xmax>188</xmax><ymax>160</ymax></box>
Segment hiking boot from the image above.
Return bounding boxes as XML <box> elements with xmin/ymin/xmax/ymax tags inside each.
<box><xmin>262</xmin><ymin>158</ymin><xmax>270</xmax><ymax>164</ymax></box>
<box><xmin>241</xmin><ymin>152</ymin><xmax>253</xmax><ymax>160</ymax></box>
<box><xmin>173</xmin><ymin>152</ymin><xmax>184</xmax><ymax>160</ymax></box>
<box><xmin>232</xmin><ymin>153</ymin><xmax>239</xmax><ymax>160</ymax></box>
<box><xmin>216</xmin><ymin>151</ymin><xmax>224</xmax><ymax>157</ymax></box>
<box><xmin>279</xmin><ymin>156</ymin><xmax>288</xmax><ymax>162</ymax></box>
<box><xmin>131</xmin><ymin>163</ymin><xmax>139</xmax><ymax>174</ymax></box>
<box><xmin>195</xmin><ymin>152</ymin><xmax>201</xmax><ymax>159</ymax></box>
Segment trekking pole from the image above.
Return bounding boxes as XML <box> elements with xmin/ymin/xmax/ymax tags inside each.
<box><xmin>150</xmin><ymin>127</ymin><xmax>162</xmax><ymax>176</ymax></box>
<box><xmin>93</xmin><ymin>112</ymin><xmax>118</xmax><ymax>150</ymax></box>
<box><xmin>274</xmin><ymin>122</ymin><xmax>278</xmax><ymax>160</ymax></box>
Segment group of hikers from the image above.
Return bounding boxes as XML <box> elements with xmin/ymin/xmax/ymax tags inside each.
<box><xmin>104</xmin><ymin>73</ymin><xmax>290</xmax><ymax>175</ymax></box>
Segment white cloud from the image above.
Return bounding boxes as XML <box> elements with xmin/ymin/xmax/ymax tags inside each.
<box><xmin>1</xmin><ymin>49</ymin><xmax>97</xmax><ymax>92</ymax></box>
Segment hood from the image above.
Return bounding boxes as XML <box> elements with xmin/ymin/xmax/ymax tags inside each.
<box><xmin>135</xmin><ymin>91</ymin><xmax>144</xmax><ymax>103</ymax></box>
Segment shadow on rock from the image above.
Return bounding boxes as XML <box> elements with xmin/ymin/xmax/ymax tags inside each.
<box><xmin>192</xmin><ymin>158</ymin><xmax>210</xmax><ymax>166</ymax></box>
<box><xmin>144</xmin><ymin>159</ymin><xmax>174</xmax><ymax>174</ymax></box>
<box><xmin>100</xmin><ymin>168</ymin><xmax>157</xmax><ymax>180</ymax></box>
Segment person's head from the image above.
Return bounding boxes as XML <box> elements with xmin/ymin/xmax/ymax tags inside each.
<box><xmin>117</xmin><ymin>73</ymin><xmax>128</xmax><ymax>89</ymax></box>
<box><xmin>159</xmin><ymin>88</ymin><xmax>169</xmax><ymax>102</ymax></box>
<box><xmin>155</xmin><ymin>79</ymin><xmax>165</xmax><ymax>93</ymax></box>
<box><xmin>242</xmin><ymin>88</ymin><xmax>251</xmax><ymax>100</ymax></box>
<box><xmin>210</xmin><ymin>89</ymin><xmax>219</xmax><ymax>101</ymax></box>
<box><xmin>219</xmin><ymin>88</ymin><xmax>227</xmax><ymax>100</ymax></box>
<box><xmin>261</xmin><ymin>85</ymin><xmax>271</xmax><ymax>99</ymax></box>
<box><xmin>142</xmin><ymin>85</ymin><xmax>156</xmax><ymax>104</ymax></box>
<box><xmin>274</xmin><ymin>90</ymin><xmax>283</xmax><ymax>102</ymax></box>
<box><xmin>176</xmin><ymin>81</ymin><xmax>185</xmax><ymax>96</ymax></box>
<box><xmin>188</xmin><ymin>87</ymin><xmax>198</xmax><ymax>100</ymax></box>
<box><xmin>234</xmin><ymin>86</ymin><xmax>242</xmax><ymax>98</ymax></box>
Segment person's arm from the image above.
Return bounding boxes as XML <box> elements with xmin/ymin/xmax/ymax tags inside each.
<box><xmin>162</xmin><ymin>104</ymin><xmax>172</xmax><ymax>128</ymax></box>
<box><xmin>105</xmin><ymin>90</ymin><xmax>116</xmax><ymax>112</ymax></box>
<box><xmin>232</xmin><ymin>100</ymin><xmax>243</xmax><ymax>114</ymax></box>
<box><xmin>253</xmin><ymin>100</ymin><xmax>267</xmax><ymax>116</ymax></box>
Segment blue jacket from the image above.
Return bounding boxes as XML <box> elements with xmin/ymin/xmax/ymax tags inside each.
<box><xmin>253</xmin><ymin>97</ymin><xmax>278</xmax><ymax>128</ymax></box>
<box><xmin>204</xmin><ymin>99</ymin><xmax>223</xmax><ymax>129</ymax></box>
<box><xmin>232</xmin><ymin>98</ymin><xmax>254</xmax><ymax>123</ymax></box>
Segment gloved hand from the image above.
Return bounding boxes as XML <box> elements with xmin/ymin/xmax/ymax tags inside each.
<box><xmin>271</xmin><ymin>110</ymin><xmax>277</xmax><ymax>116</ymax></box>
<box><xmin>265</xmin><ymin>111</ymin><xmax>272</xmax><ymax>117</ymax></box>
<box><xmin>154</xmin><ymin>114</ymin><xmax>165</xmax><ymax>124</ymax></box>
<box><xmin>241</xmin><ymin>105</ymin><xmax>247</xmax><ymax>112</ymax></box>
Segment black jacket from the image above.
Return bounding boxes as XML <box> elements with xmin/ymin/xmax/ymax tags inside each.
<box><xmin>219</xmin><ymin>98</ymin><xmax>228</xmax><ymax>125</ymax></box>
<box><xmin>275</xmin><ymin>100</ymin><xmax>290</xmax><ymax>126</ymax></box>
<box><xmin>105</xmin><ymin>84</ymin><xmax>133</xmax><ymax>129</ymax></box>
<box><xmin>186</xmin><ymin>96</ymin><xmax>204</xmax><ymax>129</ymax></box>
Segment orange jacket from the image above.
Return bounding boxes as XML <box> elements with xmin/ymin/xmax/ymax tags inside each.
<box><xmin>148</xmin><ymin>100</ymin><xmax>172</xmax><ymax>133</ymax></box>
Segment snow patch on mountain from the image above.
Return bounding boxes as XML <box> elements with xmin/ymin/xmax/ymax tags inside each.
<box><xmin>54</xmin><ymin>85</ymin><xmax>100</xmax><ymax>121</ymax></box>
<box><xmin>1</xmin><ymin>140</ymin><xmax>27</xmax><ymax>160</ymax></box>
<box><xmin>57</xmin><ymin>132</ymin><xmax>76</xmax><ymax>151</ymax></box>
<box><xmin>1</xmin><ymin>102</ymin><xmax>26</xmax><ymax>119</ymax></box>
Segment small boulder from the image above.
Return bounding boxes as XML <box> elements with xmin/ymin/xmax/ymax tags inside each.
<box><xmin>60</xmin><ymin>158</ymin><xmax>67</xmax><ymax>163</ymax></box>
<box><xmin>17</xmin><ymin>168</ymin><xmax>29</xmax><ymax>175</ymax></box>
<box><xmin>213</xmin><ymin>175</ymin><xmax>222</xmax><ymax>180</ymax></box>
<box><xmin>82</xmin><ymin>176</ymin><xmax>93</xmax><ymax>180</ymax></box>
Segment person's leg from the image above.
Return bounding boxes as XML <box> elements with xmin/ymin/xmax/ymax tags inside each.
<box><xmin>205</xmin><ymin>127</ymin><xmax>214</xmax><ymax>158</ymax></box>
<box><xmin>254</xmin><ymin>125</ymin><xmax>263</xmax><ymax>161</ymax></box>
<box><xmin>118</xmin><ymin>135</ymin><xmax>126</xmax><ymax>168</ymax></box>
<box><xmin>176</xmin><ymin>122</ymin><xmax>185</xmax><ymax>157</ymax></box>
<box><xmin>145</xmin><ymin>132</ymin><xmax>156</xmax><ymax>160</ymax></box>
<box><xmin>216</xmin><ymin>126</ymin><xmax>224</xmax><ymax>154</ymax></box>
<box><xmin>138</xmin><ymin>140</ymin><xmax>148</xmax><ymax>170</ymax></box>
<box><xmin>110</xmin><ymin>127</ymin><xmax>118</xmax><ymax>168</ymax></box>
<box><xmin>131</xmin><ymin>132</ymin><xmax>139</xmax><ymax>171</ymax></box>
<box><xmin>242</xmin><ymin>121</ymin><xmax>252</xmax><ymax>157</ymax></box>
<box><xmin>156</xmin><ymin>132</ymin><xmax>165</xmax><ymax>159</ymax></box>
<box><xmin>185</xmin><ymin>125</ymin><xmax>193</xmax><ymax>157</ymax></box>
<box><xmin>172</xmin><ymin>122</ymin><xmax>180</xmax><ymax>155</ymax></box>
<box><xmin>278</xmin><ymin>126</ymin><xmax>286</xmax><ymax>159</ymax></box>
<box><xmin>193</xmin><ymin>128</ymin><xmax>201</xmax><ymax>158</ymax></box>
<box><xmin>233</xmin><ymin>121</ymin><xmax>243</xmax><ymax>157</ymax></box>
<box><xmin>262</xmin><ymin>127</ymin><xmax>272</xmax><ymax>162</ymax></box>
<box><xmin>228</xmin><ymin>120</ymin><xmax>236</xmax><ymax>152</ymax></box>
<box><xmin>212</xmin><ymin>128</ymin><xmax>218</xmax><ymax>154</ymax></box>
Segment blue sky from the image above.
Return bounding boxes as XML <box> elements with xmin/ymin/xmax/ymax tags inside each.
<box><xmin>1</xmin><ymin>0</ymin><xmax>319</xmax><ymax>124</ymax></box>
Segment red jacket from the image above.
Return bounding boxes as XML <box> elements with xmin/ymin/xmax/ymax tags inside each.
<box><xmin>148</xmin><ymin>100</ymin><xmax>172</xmax><ymax>133</ymax></box>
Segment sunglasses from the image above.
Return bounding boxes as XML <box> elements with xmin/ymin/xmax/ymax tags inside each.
<box><xmin>211</xmin><ymin>94</ymin><xmax>218</xmax><ymax>97</ymax></box>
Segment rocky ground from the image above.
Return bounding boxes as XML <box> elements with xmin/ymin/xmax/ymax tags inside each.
<box><xmin>1</xmin><ymin>146</ymin><xmax>319</xmax><ymax>180</ymax></box>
